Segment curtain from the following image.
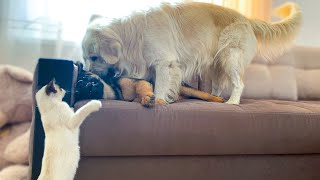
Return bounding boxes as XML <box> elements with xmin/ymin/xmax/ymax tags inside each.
<box><xmin>222</xmin><ymin>0</ymin><xmax>272</xmax><ymax>21</ymax></box>
<box><xmin>186</xmin><ymin>0</ymin><xmax>272</xmax><ymax>21</ymax></box>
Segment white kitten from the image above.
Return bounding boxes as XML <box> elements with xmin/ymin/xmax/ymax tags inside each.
<box><xmin>36</xmin><ymin>79</ymin><xmax>101</xmax><ymax>180</ymax></box>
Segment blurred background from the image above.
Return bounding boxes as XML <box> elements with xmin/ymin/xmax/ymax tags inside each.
<box><xmin>0</xmin><ymin>0</ymin><xmax>317</xmax><ymax>72</ymax></box>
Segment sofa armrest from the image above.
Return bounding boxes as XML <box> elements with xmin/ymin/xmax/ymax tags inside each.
<box><xmin>28</xmin><ymin>58</ymin><xmax>78</xmax><ymax>180</ymax></box>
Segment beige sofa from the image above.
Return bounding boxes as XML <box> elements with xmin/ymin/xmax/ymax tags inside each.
<box><xmin>30</xmin><ymin>46</ymin><xmax>320</xmax><ymax>180</ymax></box>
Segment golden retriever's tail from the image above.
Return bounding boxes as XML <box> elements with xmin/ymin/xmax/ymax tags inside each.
<box><xmin>249</xmin><ymin>2</ymin><xmax>302</xmax><ymax>61</ymax></box>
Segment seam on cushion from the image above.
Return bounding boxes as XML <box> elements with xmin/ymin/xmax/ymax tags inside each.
<box><xmin>272</xmin><ymin>102</ymin><xmax>315</xmax><ymax>113</ymax></box>
<box><xmin>81</xmin><ymin>154</ymin><xmax>320</xmax><ymax>157</ymax></box>
<box><xmin>78</xmin><ymin>104</ymin><xmax>320</xmax><ymax>115</ymax></box>
<box><xmin>172</xmin><ymin>109</ymin><xmax>320</xmax><ymax>115</ymax></box>
<box><xmin>75</xmin><ymin>101</ymin><xmax>320</xmax><ymax>115</ymax></box>
<box><xmin>267</xmin><ymin>65</ymin><xmax>276</xmax><ymax>99</ymax></box>
<box><xmin>85</xmin><ymin>106</ymin><xmax>320</xmax><ymax>115</ymax></box>
<box><xmin>295</xmin><ymin>67</ymin><xmax>320</xmax><ymax>70</ymax></box>
<box><xmin>252</xmin><ymin>62</ymin><xmax>320</xmax><ymax>70</ymax></box>
<box><xmin>235</xmin><ymin>105</ymin><xmax>246</xmax><ymax>112</ymax></box>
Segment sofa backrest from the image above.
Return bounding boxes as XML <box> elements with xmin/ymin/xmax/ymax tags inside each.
<box><xmin>199</xmin><ymin>46</ymin><xmax>320</xmax><ymax>101</ymax></box>
<box><xmin>293</xmin><ymin>46</ymin><xmax>320</xmax><ymax>100</ymax></box>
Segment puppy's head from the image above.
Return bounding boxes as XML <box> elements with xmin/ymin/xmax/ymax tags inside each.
<box><xmin>82</xmin><ymin>17</ymin><xmax>123</xmax><ymax>78</ymax></box>
<box><xmin>75</xmin><ymin>62</ymin><xmax>103</xmax><ymax>101</ymax></box>
<box><xmin>75</xmin><ymin>70</ymin><xmax>105</xmax><ymax>101</ymax></box>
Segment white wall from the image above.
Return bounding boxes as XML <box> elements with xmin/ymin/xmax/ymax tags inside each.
<box><xmin>273</xmin><ymin>0</ymin><xmax>320</xmax><ymax>47</ymax></box>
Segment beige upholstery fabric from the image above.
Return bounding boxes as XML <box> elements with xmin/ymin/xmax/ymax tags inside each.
<box><xmin>75</xmin><ymin>99</ymin><xmax>320</xmax><ymax>157</ymax></box>
<box><xmin>293</xmin><ymin>47</ymin><xmax>320</xmax><ymax>100</ymax></box>
<box><xmin>75</xmin><ymin>155</ymin><xmax>320</xmax><ymax>180</ymax></box>
<box><xmin>199</xmin><ymin>46</ymin><xmax>320</xmax><ymax>101</ymax></box>
<box><xmin>29</xmin><ymin>47</ymin><xmax>320</xmax><ymax>180</ymax></box>
<box><xmin>243</xmin><ymin>63</ymin><xmax>298</xmax><ymax>100</ymax></box>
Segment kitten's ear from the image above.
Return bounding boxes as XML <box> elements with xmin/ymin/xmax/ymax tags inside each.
<box><xmin>45</xmin><ymin>78</ymin><xmax>57</xmax><ymax>95</ymax></box>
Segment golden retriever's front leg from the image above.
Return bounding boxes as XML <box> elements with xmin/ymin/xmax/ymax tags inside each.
<box><xmin>154</xmin><ymin>61</ymin><xmax>181</xmax><ymax>104</ymax></box>
<box><xmin>211</xmin><ymin>82</ymin><xmax>222</xmax><ymax>97</ymax></box>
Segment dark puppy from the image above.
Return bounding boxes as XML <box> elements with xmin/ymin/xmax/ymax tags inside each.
<box><xmin>75</xmin><ymin>63</ymin><xmax>160</xmax><ymax>107</ymax></box>
<box><xmin>75</xmin><ymin>62</ymin><xmax>119</xmax><ymax>101</ymax></box>
<box><xmin>75</xmin><ymin>62</ymin><xmax>224</xmax><ymax>107</ymax></box>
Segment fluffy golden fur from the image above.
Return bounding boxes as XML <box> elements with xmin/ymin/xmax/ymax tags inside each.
<box><xmin>82</xmin><ymin>2</ymin><xmax>301</xmax><ymax>104</ymax></box>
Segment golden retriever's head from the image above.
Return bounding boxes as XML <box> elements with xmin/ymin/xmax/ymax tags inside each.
<box><xmin>82</xmin><ymin>17</ymin><xmax>123</xmax><ymax>77</ymax></box>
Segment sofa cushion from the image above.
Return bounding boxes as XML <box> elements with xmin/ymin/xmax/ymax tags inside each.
<box><xmin>199</xmin><ymin>50</ymin><xmax>299</xmax><ymax>101</ymax></box>
<box><xmin>76</xmin><ymin>99</ymin><xmax>320</xmax><ymax>157</ymax></box>
<box><xmin>199</xmin><ymin>46</ymin><xmax>320</xmax><ymax>101</ymax></box>
<box><xmin>292</xmin><ymin>46</ymin><xmax>320</xmax><ymax>100</ymax></box>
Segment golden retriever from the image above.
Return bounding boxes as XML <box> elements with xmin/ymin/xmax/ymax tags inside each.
<box><xmin>82</xmin><ymin>2</ymin><xmax>301</xmax><ymax>104</ymax></box>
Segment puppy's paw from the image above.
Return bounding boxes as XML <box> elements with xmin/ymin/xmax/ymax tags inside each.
<box><xmin>88</xmin><ymin>100</ymin><xmax>102</xmax><ymax>111</ymax></box>
<box><xmin>208</xmin><ymin>95</ymin><xmax>224</xmax><ymax>103</ymax></box>
<box><xmin>141</xmin><ymin>95</ymin><xmax>155</xmax><ymax>108</ymax></box>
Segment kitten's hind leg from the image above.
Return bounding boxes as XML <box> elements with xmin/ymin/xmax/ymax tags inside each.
<box><xmin>69</xmin><ymin>100</ymin><xmax>101</xmax><ymax>129</ymax></box>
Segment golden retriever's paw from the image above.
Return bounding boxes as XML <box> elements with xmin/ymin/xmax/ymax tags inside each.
<box><xmin>208</xmin><ymin>95</ymin><xmax>224</xmax><ymax>103</ymax></box>
<box><xmin>225</xmin><ymin>99</ymin><xmax>240</xmax><ymax>105</ymax></box>
<box><xmin>155</xmin><ymin>98</ymin><xmax>167</xmax><ymax>105</ymax></box>
<box><xmin>141</xmin><ymin>95</ymin><xmax>155</xmax><ymax>108</ymax></box>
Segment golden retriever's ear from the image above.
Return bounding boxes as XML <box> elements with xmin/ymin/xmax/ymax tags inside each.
<box><xmin>89</xmin><ymin>14</ymin><xmax>103</xmax><ymax>23</ymax></box>
<box><xmin>94</xmin><ymin>28</ymin><xmax>122</xmax><ymax>64</ymax></box>
<box><xmin>100</xmin><ymin>40</ymin><xmax>121</xmax><ymax>64</ymax></box>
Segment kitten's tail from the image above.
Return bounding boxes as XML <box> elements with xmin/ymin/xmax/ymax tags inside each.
<box><xmin>249</xmin><ymin>2</ymin><xmax>302</xmax><ymax>61</ymax></box>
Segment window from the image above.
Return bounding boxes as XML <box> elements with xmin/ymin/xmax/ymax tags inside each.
<box><xmin>5</xmin><ymin>0</ymin><xmax>227</xmax><ymax>42</ymax></box>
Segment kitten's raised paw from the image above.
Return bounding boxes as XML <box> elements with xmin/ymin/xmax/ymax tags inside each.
<box><xmin>141</xmin><ymin>95</ymin><xmax>155</xmax><ymax>108</ymax></box>
<box><xmin>88</xmin><ymin>100</ymin><xmax>102</xmax><ymax>111</ymax></box>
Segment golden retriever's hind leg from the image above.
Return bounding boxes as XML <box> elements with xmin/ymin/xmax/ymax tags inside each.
<box><xmin>220</xmin><ymin>47</ymin><xmax>245</xmax><ymax>105</ymax></box>
<box><xmin>218</xmin><ymin>23</ymin><xmax>257</xmax><ymax>104</ymax></box>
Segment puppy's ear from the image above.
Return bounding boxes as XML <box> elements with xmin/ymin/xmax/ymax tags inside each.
<box><xmin>100</xmin><ymin>40</ymin><xmax>121</xmax><ymax>64</ymax></box>
<box><xmin>75</xmin><ymin>61</ymin><xmax>85</xmax><ymax>75</ymax></box>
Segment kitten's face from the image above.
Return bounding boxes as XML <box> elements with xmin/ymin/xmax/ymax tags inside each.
<box><xmin>45</xmin><ymin>79</ymin><xmax>66</xmax><ymax>99</ymax></box>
